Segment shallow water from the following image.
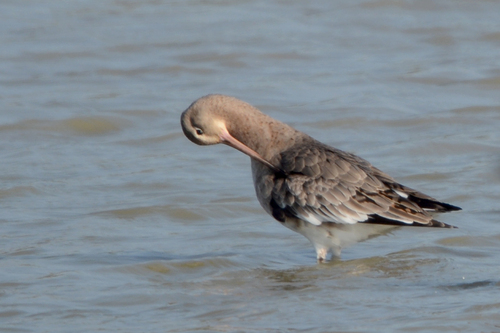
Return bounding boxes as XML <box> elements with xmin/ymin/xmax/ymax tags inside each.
<box><xmin>1</xmin><ymin>0</ymin><xmax>500</xmax><ymax>332</ymax></box>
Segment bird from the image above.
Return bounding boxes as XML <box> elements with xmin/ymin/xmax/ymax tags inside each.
<box><xmin>180</xmin><ymin>94</ymin><xmax>461</xmax><ymax>262</ymax></box>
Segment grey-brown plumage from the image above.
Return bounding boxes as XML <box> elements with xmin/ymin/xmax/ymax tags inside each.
<box><xmin>181</xmin><ymin>94</ymin><xmax>461</xmax><ymax>262</ymax></box>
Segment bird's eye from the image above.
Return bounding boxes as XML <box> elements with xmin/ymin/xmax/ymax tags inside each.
<box><xmin>194</xmin><ymin>127</ymin><xmax>204</xmax><ymax>135</ymax></box>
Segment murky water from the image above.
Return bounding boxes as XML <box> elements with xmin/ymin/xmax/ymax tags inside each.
<box><xmin>1</xmin><ymin>1</ymin><xmax>500</xmax><ymax>332</ymax></box>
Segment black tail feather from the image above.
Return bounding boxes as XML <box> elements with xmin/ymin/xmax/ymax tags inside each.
<box><xmin>408</xmin><ymin>195</ymin><xmax>462</xmax><ymax>212</ymax></box>
<box><xmin>366</xmin><ymin>215</ymin><xmax>457</xmax><ymax>228</ymax></box>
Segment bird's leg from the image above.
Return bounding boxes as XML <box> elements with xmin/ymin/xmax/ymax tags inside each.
<box><xmin>315</xmin><ymin>247</ymin><xmax>329</xmax><ymax>263</ymax></box>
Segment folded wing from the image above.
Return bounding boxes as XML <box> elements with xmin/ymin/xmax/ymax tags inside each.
<box><xmin>270</xmin><ymin>142</ymin><xmax>459</xmax><ymax>228</ymax></box>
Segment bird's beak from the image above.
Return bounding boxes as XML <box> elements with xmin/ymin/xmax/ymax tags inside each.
<box><xmin>219</xmin><ymin>128</ymin><xmax>281</xmax><ymax>172</ymax></box>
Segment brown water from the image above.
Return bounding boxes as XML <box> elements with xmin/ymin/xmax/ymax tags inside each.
<box><xmin>1</xmin><ymin>1</ymin><xmax>500</xmax><ymax>332</ymax></box>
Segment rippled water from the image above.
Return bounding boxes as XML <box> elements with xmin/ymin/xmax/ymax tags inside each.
<box><xmin>1</xmin><ymin>1</ymin><xmax>500</xmax><ymax>332</ymax></box>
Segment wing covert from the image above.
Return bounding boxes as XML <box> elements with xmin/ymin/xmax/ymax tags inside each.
<box><xmin>271</xmin><ymin>142</ymin><xmax>435</xmax><ymax>226</ymax></box>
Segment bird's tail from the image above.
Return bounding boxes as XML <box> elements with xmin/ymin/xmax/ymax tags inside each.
<box><xmin>408</xmin><ymin>195</ymin><xmax>462</xmax><ymax>212</ymax></box>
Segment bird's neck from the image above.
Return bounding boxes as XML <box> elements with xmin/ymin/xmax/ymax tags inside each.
<box><xmin>225</xmin><ymin>106</ymin><xmax>308</xmax><ymax>162</ymax></box>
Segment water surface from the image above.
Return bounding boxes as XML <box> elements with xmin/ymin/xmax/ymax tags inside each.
<box><xmin>1</xmin><ymin>1</ymin><xmax>500</xmax><ymax>332</ymax></box>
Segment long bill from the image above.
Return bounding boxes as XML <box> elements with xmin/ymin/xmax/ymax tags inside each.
<box><xmin>219</xmin><ymin>128</ymin><xmax>282</xmax><ymax>173</ymax></box>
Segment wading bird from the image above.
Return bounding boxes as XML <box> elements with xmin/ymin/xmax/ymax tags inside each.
<box><xmin>181</xmin><ymin>95</ymin><xmax>461</xmax><ymax>262</ymax></box>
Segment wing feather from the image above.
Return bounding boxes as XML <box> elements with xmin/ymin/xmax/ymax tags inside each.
<box><xmin>271</xmin><ymin>141</ymin><xmax>456</xmax><ymax>227</ymax></box>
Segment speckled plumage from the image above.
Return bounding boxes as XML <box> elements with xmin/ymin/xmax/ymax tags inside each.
<box><xmin>181</xmin><ymin>94</ymin><xmax>461</xmax><ymax>262</ymax></box>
